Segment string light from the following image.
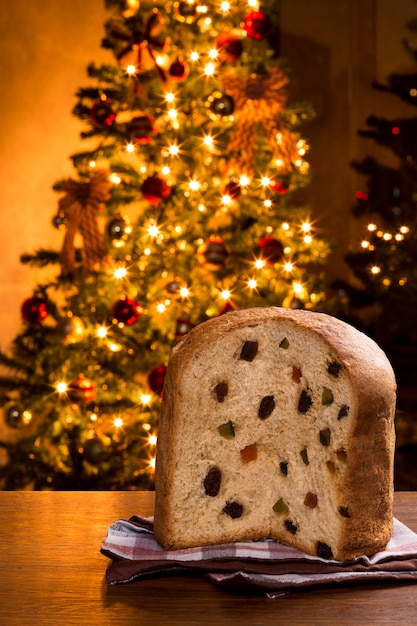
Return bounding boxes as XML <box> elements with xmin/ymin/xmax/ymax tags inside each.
<box><xmin>125</xmin><ymin>64</ymin><xmax>136</xmax><ymax>76</ymax></box>
<box><xmin>113</xmin><ymin>417</ymin><xmax>124</xmax><ymax>429</ymax></box>
<box><xmin>113</xmin><ymin>266</ymin><xmax>127</xmax><ymax>279</ymax></box>
<box><xmin>254</xmin><ymin>259</ymin><xmax>266</xmax><ymax>269</ymax></box>
<box><xmin>247</xmin><ymin>278</ymin><xmax>258</xmax><ymax>289</ymax></box>
<box><xmin>220</xmin><ymin>289</ymin><xmax>231</xmax><ymax>300</ymax></box>
<box><xmin>371</xmin><ymin>266</ymin><xmax>381</xmax><ymax>275</ymax></box>
<box><xmin>140</xmin><ymin>393</ymin><xmax>152</xmax><ymax>405</ymax></box>
<box><xmin>179</xmin><ymin>286</ymin><xmax>190</xmax><ymax>298</ymax></box>
<box><xmin>56</xmin><ymin>382</ymin><xmax>68</xmax><ymax>394</ymax></box>
<box><xmin>126</xmin><ymin>143</ymin><xmax>135</xmax><ymax>153</ymax></box>
<box><xmin>283</xmin><ymin>262</ymin><xmax>294</xmax><ymax>272</ymax></box>
<box><xmin>96</xmin><ymin>326</ymin><xmax>108</xmax><ymax>339</ymax></box>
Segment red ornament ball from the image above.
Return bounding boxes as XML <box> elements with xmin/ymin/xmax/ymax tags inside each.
<box><xmin>89</xmin><ymin>99</ymin><xmax>116</xmax><ymax>127</ymax></box>
<box><xmin>175</xmin><ymin>318</ymin><xmax>194</xmax><ymax>337</ymax></box>
<box><xmin>224</xmin><ymin>179</ymin><xmax>241</xmax><ymax>199</ymax></box>
<box><xmin>256</xmin><ymin>237</ymin><xmax>285</xmax><ymax>265</ymax></box>
<box><xmin>67</xmin><ymin>376</ymin><xmax>96</xmax><ymax>405</ymax></box>
<box><xmin>270</xmin><ymin>178</ymin><xmax>290</xmax><ymax>194</ymax></box>
<box><xmin>147</xmin><ymin>365</ymin><xmax>167</xmax><ymax>395</ymax></box>
<box><xmin>128</xmin><ymin>115</ymin><xmax>157</xmax><ymax>144</ymax></box>
<box><xmin>197</xmin><ymin>237</ymin><xmax>229</xmax><ymax>271</ymax></box>
<box><xmin>141</xmin><ymin>175</ymin><xmax>171</xmax><ymax>204</ymax></box>
<box><xmin>168</xmin><ymin>59</ymin><xmax>189</xmax><ymax>81</ymax></box>
<box><xmin>112</xmin><ymin>297</ymin><xmax>144</xmax><ymax>325</ymax></box>
<box><xmin>242</xmin><ymin>11</ymin><xmax>272</xmax><ymax>40</ymax></box>
<box><xmin>21</xmin><ymin>296</ymin><xmax>48</xmax><ymax>323</ymax></box>
<box><xmin>216</xmin><ymin>32</ymin><xmax>244</xmax><ymax>62</ymax></box>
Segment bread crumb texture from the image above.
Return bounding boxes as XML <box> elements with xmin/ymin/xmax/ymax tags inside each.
<box><xmin>154</xmin><ymin>307</ymin><xmax>396</xmax><ymax>560</ymax></box>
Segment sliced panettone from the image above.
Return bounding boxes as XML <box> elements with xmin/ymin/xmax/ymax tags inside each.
<box><xmin>154</xmin><ymin>307</ymin><xmax>396</xmax><ymax>560</ymax></box>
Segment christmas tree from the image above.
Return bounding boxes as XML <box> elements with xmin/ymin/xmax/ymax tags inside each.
<box><xmin>335</xmin><ymin>15</ymin><xmax>417</xmax><ymax>354</ymax></box>
<box><xmin>0</xmin><ymin>0</ymin><xmax>332</xmax><ymax>490</ymax></box>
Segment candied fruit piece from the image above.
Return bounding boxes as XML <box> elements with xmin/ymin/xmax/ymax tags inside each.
<box><xmin>284</xmin><ymin>520</ymin><xmax>298</xmax><ymax>534</ymax></box>
<box><xmin>300</xmin><ymin>448</ymin><xmax>309</xmax><ymax>465</ymax></box>
<box><xmin>321</xmin><ymin>387</ymin><xmax>334</xmax><ymax>406</ymax></box>
<box><xmin>223</xmin><ymin>501</ymin><xmax>243</xmax><ymax>518</ymax></box>
<box><xmin>336</xmin><ymin>448</ymin><xmax>348</xmax><ymax>462</ymax></box>
<box><xmin>214</xmin><ymin>382</ymin><xmax>228</xmax><ymax>402</ymax></box>
<box><xmin>279</xmin><ymin>461</ymin><xmax>289</xmax><ymax>476</ymax></box>
<box><xmin>338</xmin><ymin>405</ymin><xmax>350</xmax><ymax>420</ymax></box>
<box><xmin>258</xmin><ymin>395</ymin><xmax>275</xmax><ymax>419</ymax></box>
<box><xmin>326</xmin><ymin>461</ymin><xmax>335</xmax><ymax>474</ymax></box>
<box><xmin>279</xmin><ymin>337</ymin><xmax>290</xmax><ymax>349</ymax></box>
<box><xmin>298</xmin><ymin>389</ymin><xmax>312</xmax><ymax>413</ymax></box>
<box><xmin>317</xmin><ymin>541</ymin><xmax>334</xmax><ymax>560</ymax></box>
<box><xmin>240</xmin><ymin>443</ymin><xmax>258</xmax><ymax>463</ymax></box>
<box><xmin>272</xmin><ymin>498</ymin><xmax>289</xmax><ymax>515</ymax></box>
<box><xmin>292</xmin><ymin>366</ymin><xmax>302</xmax><ymax>383</ymax></box>
<box><xmin>218</xmin><ymin>420</ymin><xmax>235</xmax><ymax>438</ymax></box>
<box><xmin>319</xmin><ymin>428</ymin><xmax>331</xmax><ymax>447</ymax></box>
<box><xmin>239</xmin><ymin>340</ymin><xmax>258</xmax><ymax>362</ymax></box>
<box><xmin>304</xmin><ymin>492</ymin><xmax>318</xmax><ymax>508</ymax></box>
<box><xmin>338</xmin><ymin>505</ymin><xmax>351</xmax><ymax>518</ymax></box>
<box><xmin>204</xmin><ymin>467</ymin><xmax>222</xmax><ymax>497</ymax></box>
<box><xmin>328</xmin><ymin>361</ymin><xmax>342</xmax><ymax>377</ymax></box>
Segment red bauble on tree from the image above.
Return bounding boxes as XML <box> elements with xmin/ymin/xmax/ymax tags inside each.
<box><xmin>67</xmin><ymin>375</ymin><xmax>96</xmax><ymax>405</ymax></box>
<box><xmin>224</xmin><ymin>179</ymin><xmax>242</xmax><ymax>199</ymax></box>
<box><xmin>256</xmin><ymin>237</ymin><xmax>285</xmax><ymax>265</ymax></box>
<box><xmin>127</xmin><ymin>115</ymin><xmax>157</xmax><ymax>144</ymax></box>
<box><xmin>270</xmin><ymin>178</ymin><xmax>290</xmax><ymax>194</ymax></box>
<box><xmin>112</xmin><ymin>297</ymin><xmax>144</xmax><ymax>325</ymax></box>
<box><xmin>216</xmin><ymin>32</ymin><xmax>243</xmax><ymax>62</ymax></box>
<box><xmin>168</xmin><ymin>58</ymin><xmax>189</xmax><ymax>81</ymax></box>
<box><xmin>141</xmin><ymin>175</ymin><xmax>171</xmax><ymax>204</ymax></box>
<box><xmin>89</xmin><ymin>99</ymin><xmax>117</xmax><ymax>127</ymax></box>
<box><xmin>21</xmin><ymin>296</ymin><xmax>49</xmax><ymax>323</ymax></box>
<box><xmin>147</xmin><ymin>365</ymin><xmax>167</xmax><ymax>395</ymax></box>
<box><xmin>242</xmin><ymin>11</ymin><xmax>272</xmax><ymax>40</ymax></box>
<box><xmin>197</xmin><ymin>237</ymin><xmax>229</xmax><ymax>271</ymax></box>
<box><xmin>175</xmin><ymin>318</ymin><xmax>194</xmax><ymax>337</ymax></box>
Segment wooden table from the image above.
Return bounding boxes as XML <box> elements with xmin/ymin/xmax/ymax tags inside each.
<box><xmin>1</xmin><ymin>492</ymin><xmax>417</xmax><ymax>626</ymax></box>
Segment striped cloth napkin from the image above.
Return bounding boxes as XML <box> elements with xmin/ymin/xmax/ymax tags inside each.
<box><xmin>101</xmin><ymin>516</ymin><xmax>417</xmax><ymax>598</ymax></box>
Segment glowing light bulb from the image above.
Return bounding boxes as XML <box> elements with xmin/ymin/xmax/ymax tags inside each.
<box><xmin>239</xmin><ymin>174</ymin><xmax>250</xmax><ymax>187</ymax></box>
<box><xmin>126</xmin><ymin>64</ymin><xmax>136</xmax><ymax>75</ymax></box>
<box><xmin>126</xmin><ymin>143</ymin><xmax>135</xmax><ymax>153</ymax></box>
<box><xmin>168</xmin><ymin>144</ymin><xmax>180</xmax><ymax>156</ymax></box>
<box><xmin>284</xmin><ymin>262</ymin><xmax>293</xmax><ymax>272</ymax></box>
<box><xmin>208</xmin><ymin>48</ymin><xmax>219</xmax><ymax>59</ymax></box>
<box><xmin>96</xmin><ymin>326</ymin><xmax>108</xmax><ymax>338</ymax></box>
<box><xmin>148</xmin><ymin>224</ymin><xmax>160</xmax><ymax>238</ymax></box>
<box><xmin>361</xmin><ymin>240</ymin><xmax>370</xmax><ymax>249</ymax></box>
<box><xmin>293</xmin><ymin>282</ymin><xmax>304</xmax><ymax>295</ymax></box>
<box><xmin>371</xmin><ymin>266</ymin><xmax>381</xmax><ymax>275</ymax></box>
<box><xmin>261</xmin><ymin>176</ymin><xmax>271</xmax><ymax>187</ymax></box>
<box><xmin>383</xmin><ymin>233</ymin><xmax>392</xmax><ymax>241</ymax></box>
<box><xmin>189</xmin><ymin>179</ymin><xmax>201</xmax><ymax>192</ymax></box>
<box><xmin>149</xmin><ymin>457</ymin><xmax>156</xmax><ymax>470</ymax></box>
<box><xmin>400</xmin><ymin>225</ymin><xmax>409</xmax><ymax>234</ymax></box>
<box><xmin>304</xmin><ymin>235</ymin><xmax>312</xmax><ymax>244</ymax></box>
<box><xmin>156</xmin><ymin>303</ymin><xmax>166</xmax><ymax>313</ymax></box>
<box><xmin>148</xmin><ymin>434</ymin><xmax>158</xmax><ymax>446</ymax></box>
<box><xmin>282</xmin><ymin>222</ymin><xmax>290</xmax><ymax>231</ymax></box>
<box><xmin>167</xmin><ymin>108</ymin><xmax>178</xmax><ymax>121</ymax></box>
<box><xmin>301</xmin><ymin>222</ymin><xmax>311</xmax><ymax>233</ymax></box>
<box><xmin>203</xmin><ymin>134</ymin><xmax>214</xmax><ymax>148</ymax></box>
<box><xmin>221</xmin><ymin>194</ymin><xmax>232</xmax><ymax>206</ymax></box>
<box><xmin>113</xmin><ymin>417</ymin><xmax>124</xmax><ymax>428</ymax></box>
<box><xmin>113</xmin><ymin>267</ymin><xmax>127</xmax><ymax>279</ymax></box>
<box><xmin>141</xmin><ymin>393</ymin><xmax>152</xmax><ymax>405</ymax></box>
<box><xmin>165</xmin><ymin>91</ymin><xmax>175</xmax><ymax>103</ymax></box>
<box><xmin>248</xmin><ymin>278</ymin><xmax>258</xmax><ymax>289</ymax></box>
<box><xmin>220</xmin><ymin>1</ymin><xmax>231</xmax><ymax>12</ymax></box>
<box><xmin>254</xmin><ymin>259</ymin><xmax>266</xmax><ymax>269</ymax></box>
<box><xmin>367</xmin><ymin>223</ymin><xmax>377</xmax><ymax>232</ymax></box>
<box><xmin>109</xmin><ymin>173</ymin><xmax>121</xmax><ymax>185</ymax></box>
<box><xmin>56</xmin><ymin>382</ymin><xmax>68</xmax><ymax>394</ymax></box>
<box><xmin>190</xmin><ymin>51</ymin><xmax>199</xmax><ymax>62</ymax></box>
<box><xmin>220</xmin><ymin>289</ymin><xmax>231</xmax><ymax>300</ymax></box>
<box><xmin>204</xmin><ymin>61</ymin><xmax>216</xmax><ymax>76</ymax></box>
<box><xmin>179</xmin><ymin>287</ymin><xmax>190</xmax><ymax>298</ymax></box>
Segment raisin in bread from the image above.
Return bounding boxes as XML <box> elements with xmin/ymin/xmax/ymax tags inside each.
<box><xmin>154</xmin><ymin>307</ymin><xmax>396</xmax><ymax>560</ymax></box>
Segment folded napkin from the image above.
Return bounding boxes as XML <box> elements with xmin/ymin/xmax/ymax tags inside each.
<box><xmin>101</xmin><ymin>516</ymin><xmax>417</xmax><ymax>598</ymax></box>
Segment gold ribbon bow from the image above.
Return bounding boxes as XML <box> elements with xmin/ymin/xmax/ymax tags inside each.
<box><xmin>222</xmin><ymin>67</ymin><xmax>299</xmax><ymax>175</ymax></box>
<box><xmin>59</xmin><ymin>170</ymin><xmax>111</xmax><ymax>276</ymax></box>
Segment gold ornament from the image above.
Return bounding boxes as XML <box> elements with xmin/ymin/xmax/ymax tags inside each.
<box><xmin>56</xmin><ymin>316</ymin><xmax>86</xmax><ymax>345</ymax></box>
